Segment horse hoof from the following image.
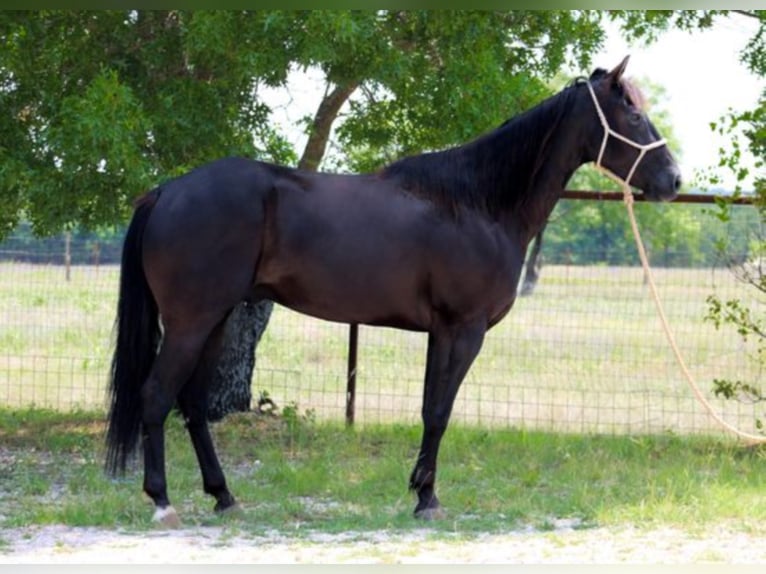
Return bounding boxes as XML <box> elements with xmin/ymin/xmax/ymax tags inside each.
<box><xmin>414</xmin><ymin>506</ymin><xmax>446</xmax><ymax>521</ymax></box>
<box><xmin>152</xmin><ymin>505</ymin><xmax>181</xmax><ymax>529</ymax></box>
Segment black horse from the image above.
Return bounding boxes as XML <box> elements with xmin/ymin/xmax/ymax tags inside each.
<box><xmin>106</xmin><ymin>57</ymin><xmax>681</xmax><ymax>525</ymax></box>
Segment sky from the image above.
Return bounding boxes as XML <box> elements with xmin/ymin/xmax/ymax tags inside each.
<box><xmin>589</xmin><ymin>15</ymin><xmax>764</xmax><ymax>191</ymax></box>
<box><xmin>266</xmin><ymin>15</ymin><xmax>764</xmax><ymax>192</ymax></box>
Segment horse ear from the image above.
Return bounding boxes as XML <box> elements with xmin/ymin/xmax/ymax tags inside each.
<box><xmin>607</xmin><ymin>55</ymin><xmax>630</xmax><ymax>84</ymax></box>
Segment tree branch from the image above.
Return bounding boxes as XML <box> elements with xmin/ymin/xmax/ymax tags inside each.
<box><xmin>732</xmin><ymin>10</ymin><xmax>760</xmax><ymax>21</ymax></box>
<box><xmin>298</xmin><ymin>81</ymin><xmax>359</xmax><ymax>172</ymax></box>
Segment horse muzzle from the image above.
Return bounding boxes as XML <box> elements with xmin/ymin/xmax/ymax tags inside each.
<box><xmin>641</xmin><ymin>165</ymin><xmax>682</xmax><ymax>202</ymax></box>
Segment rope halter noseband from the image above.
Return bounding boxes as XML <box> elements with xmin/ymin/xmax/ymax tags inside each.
<box><xmin>585</xmin><ymin>80</ymin><xmax>667</xmax><ymax>192</ymax></box>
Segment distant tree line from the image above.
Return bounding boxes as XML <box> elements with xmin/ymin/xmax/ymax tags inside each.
<box><xmin>1</xmin><ymin>199</ymin><xmax>758</xmax><ymax>269</ymax></box>
<box><xmin>541</xmin><ymin>199</ymin><xmax>759</xmax><ymax>268</ymax></box>
<box><xmin>0</xmin><ymin>221</ymin><xmax>125</xmax><ymax>265</ymax></box>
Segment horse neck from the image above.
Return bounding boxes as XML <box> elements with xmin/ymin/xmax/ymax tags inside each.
<box><xmin>512</xmin><ymin>127</ymin><xmax>586</xmax><ymax>243</ymax></box>
<box><xmin>469</xmin><ymin>86</ymin><xmax>588</xmax><ymax>241</ymax></box>
<box><xmin>380</xmin><ymin>84</ymin><xmax>590</xmax><ymax>243</ymax></box>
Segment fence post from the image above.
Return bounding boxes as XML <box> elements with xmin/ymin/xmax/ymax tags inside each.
<box><xmin>64</xmin><ymin>232</ymin><xmax>71</xmax><ymax>282</ymax></box>
<box><xmin>345</xmin><ymin>323</ymin><xmax>359</xmax><ymax>426</ymax></box>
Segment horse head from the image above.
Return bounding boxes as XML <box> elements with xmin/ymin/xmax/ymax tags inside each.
<box><xmin>584</xmin><ymin>56</ymin><xmax>682</xmax><ymax>202</ymax></box>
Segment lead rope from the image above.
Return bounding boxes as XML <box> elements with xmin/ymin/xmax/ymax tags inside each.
<box><xmin>585</xmin><ymin>81</ymin><xmax>766</xmax><ymax>446</ymax></box>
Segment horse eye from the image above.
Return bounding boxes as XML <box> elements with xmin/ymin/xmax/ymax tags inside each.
<box><xmin>628</xmin><ymin>111</ymin><xmax>643</xmax><ymax>125</ymax></box>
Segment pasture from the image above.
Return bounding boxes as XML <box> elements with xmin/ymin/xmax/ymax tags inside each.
<box><xmin>0</xmin><ymin>260</ymin><xmax>761</xmax><ymax>436</ymax></box>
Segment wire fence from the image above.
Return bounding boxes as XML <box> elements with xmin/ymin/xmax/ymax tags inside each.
<box><xmin>0</xmin><ymin>198</ymin><xmax>763</xmax><ymax>438</ymax></box>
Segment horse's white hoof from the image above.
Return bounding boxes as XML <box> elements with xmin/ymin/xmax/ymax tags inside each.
<box><xmin>152</xmin><ymin>505</ymin><xmax>181</xmax><ymax>528</ymax></box>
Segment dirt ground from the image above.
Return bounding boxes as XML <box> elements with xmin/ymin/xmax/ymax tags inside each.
<box><xmin>2</xmin><ymin>521</ymin><xmax>766</xmax><ymax>563</ymax></box>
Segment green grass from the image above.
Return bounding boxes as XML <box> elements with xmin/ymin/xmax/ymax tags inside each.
<box><xmin>0</xmin><ymin>261</ymin><xmax>763</xmax><ymax>435</ymax></box>
<box><xmin>2</xmin><ymin>407</ymin><xmax>765</xmax><ymax>537</ymax></box>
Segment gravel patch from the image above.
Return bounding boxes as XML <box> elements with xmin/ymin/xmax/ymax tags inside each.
<box><xmin>1</xmin><ymin>523</ymin><xmax>765</xmax><ymax>563</ymax></box>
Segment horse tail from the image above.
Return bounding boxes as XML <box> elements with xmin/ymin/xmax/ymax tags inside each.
<box><xmin>105</xmin><ymin>188</ymin><xmax>162</xmax><ymax>476</ymax></box>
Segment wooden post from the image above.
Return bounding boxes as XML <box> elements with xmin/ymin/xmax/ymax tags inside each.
<box><xmin>64</xmin><ymin>232</ymin><xmax>72</xmax><ymax>282</ymax></box>
<box><xmin>345</xmin><ymin>323</ymin><xmax>359</xmax><ymax>427</ymax></box>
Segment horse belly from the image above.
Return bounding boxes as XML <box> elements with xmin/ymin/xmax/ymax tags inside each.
<box><xmin>261</xmin><ymin>235</ymin><xmax>519</xmax><ymax>331</ymax></box>
<box><xmin>258</xmin><ymin>233</ymin><xmax>431</xmax><ymax>329</ymax></box>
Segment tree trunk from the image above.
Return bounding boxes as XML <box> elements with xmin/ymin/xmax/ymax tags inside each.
<box><xmin>207</xmin><ymin>300</ymin><xmax>274</xmax><ymax>422</ymax></box>
<box><xmin>298</xmin><ymin>81</ymin><xmax>359</xmax><ymax>171</ymax></box>
<box><xmin>205</xmin><ymin>79</ymin><xmax>358</xmax><ymax>422</ymax></box>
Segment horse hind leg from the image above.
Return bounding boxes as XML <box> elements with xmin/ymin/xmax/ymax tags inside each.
<box><xmin>140</xmin><ymin>320</ymin><xmax>220</xmax><ymax>527</ymax></box>
<box><xmin>176</xmin><ymin>319</ymin><xmax>239</xmax><ymax>515</ymax></box>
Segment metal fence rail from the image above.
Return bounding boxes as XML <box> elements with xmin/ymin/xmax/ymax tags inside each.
<box><xmin>1</xmin><ymin>197</ymin><xmax>762</xmax><ymax>437</ymax></box>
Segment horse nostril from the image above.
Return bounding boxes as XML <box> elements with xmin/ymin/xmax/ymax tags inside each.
<box><xmin>673</xmin><ymin>173</ymin><xmax>682</xmax><ymax>191</ymax></box>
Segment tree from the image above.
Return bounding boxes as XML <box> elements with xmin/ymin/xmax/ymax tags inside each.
<box><xmin>0</xmin><ymin>11</ymin><xmax>299</xmax><ymax>421</ymax></box>
<box><xmin>697</xmin><ymin>11</ymin><xmax>766</xmax><ymax>428</ymax></box>
<box><xmin>0</xmin><ymin>11</ymin><xmax>612</xmax><ymax>234</ymax></box>
<box><xmin>4</xmin><ymin>9</ymin><xmax>758</xmax><ymax>244</ymax></box>
<box><xmin>284</xmin><ymin>10</ymin><xmax>611</xmax><ymax>172</ymax></box>
<box><xmin>0</xmin><ymin>11</ymin><xmax>299</xmax><ymax>237</ymax></box>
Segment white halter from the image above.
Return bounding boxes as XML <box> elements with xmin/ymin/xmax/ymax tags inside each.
<box><xmin>585</xmin><ymin>80</ymin><xmax>667</xmax><ymax>188</ymax></box>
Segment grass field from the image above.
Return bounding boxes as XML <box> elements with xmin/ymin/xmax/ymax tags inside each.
<box><xmin>0</xmin><ymin>260</ymin><xmax>762</xmax><ymax>437</ymax></box>
<box><xmin>1</xmin><ymin>407</ymin><xmax>766</xmax><ymax>536</ymax></box>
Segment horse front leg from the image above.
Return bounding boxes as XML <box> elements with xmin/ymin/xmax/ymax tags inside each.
<box><xmin>410</xmin><ymin>321</ymin><xmax>486</xmax><ymax>519</ymax></box>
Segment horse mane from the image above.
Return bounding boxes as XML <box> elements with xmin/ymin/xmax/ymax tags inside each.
<box><xmin>379</xmin><ymin>81</ymin><xmax>582</xmax><ymax>216</ymax></box>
